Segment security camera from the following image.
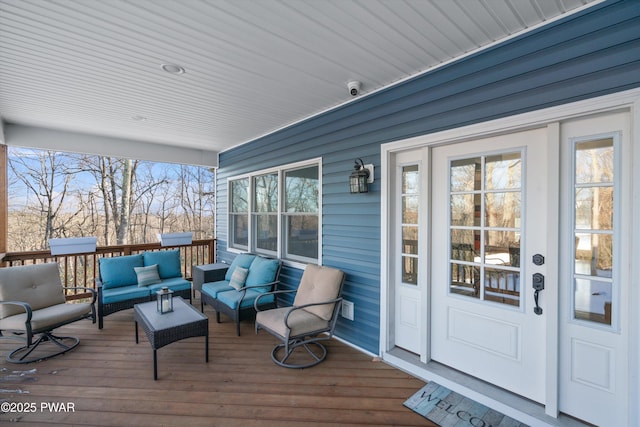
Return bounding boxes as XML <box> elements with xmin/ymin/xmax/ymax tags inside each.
<box><xmin>348</xmin><ymin>80</ymin><xmax>361</xmax><ymax>96</ymax></box>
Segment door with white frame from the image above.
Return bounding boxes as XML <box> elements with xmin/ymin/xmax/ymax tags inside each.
<box><xmin>383</xmin><ymin>95</ymin><xmax>636</xmax><ymax>425</ymax></box>
<box><xmin>391</xmin><ymin>149</ymin><xmax>428</xmax><ymax>358</ymax></box>
<box><xmin>558</xmin><ymin>111</ymin><xmax>630</xmax><ymax>427</ymax></box>
<box><xmin>430</xmin><ymin>127</ymin><xmax>552</xmax><ymax>404</ymax></box>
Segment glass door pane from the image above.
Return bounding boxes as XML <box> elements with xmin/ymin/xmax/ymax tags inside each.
<box><xmin>573</xmin><ymin>137</ymin><xmax>615</xmax><ymax>325</ymax></box>
<box><xmin>449</xmin><ymin>152</ymin><xmax>522</xmax><ymax>306</ymax></box>
<box><xmin>401</xmin><ymin>165</ymin><xmax>419</xmax><ymax>285</ymax></box>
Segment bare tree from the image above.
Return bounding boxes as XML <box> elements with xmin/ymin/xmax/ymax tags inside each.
<box><xmin>7</xmin><ymin>147</ymin><xmax>215</xmax><ymax>251</ymax></box>
<box><xmin>8</xmin><ymin>150</ymin><xmax>83</xmax><ymax>248</ymax></box>
<box><xmin>178</xmin><ymin>165</ymin><xmax>215</xmax><ymax>238</ymax></box>
<box><xmin>117</xmin><ymin>158</ymin><xmax>135</xmax><ymax>244</ymax></box>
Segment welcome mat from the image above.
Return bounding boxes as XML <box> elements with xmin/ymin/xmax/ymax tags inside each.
<box><xmin>404</xmin><ymin>382</ymin><xmax>528</xmax><ymax>427</ymax></box>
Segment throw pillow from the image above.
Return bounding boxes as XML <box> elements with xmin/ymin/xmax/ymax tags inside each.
<box><xmin>229</xmin><ymin>266</ymin><xmax>249</xmax><ymax>290</ymax></box>
<box><xmin>134</xmin><ymin>264</ymin><xmax>161</xmax><ymax>287</ymax></box>
<box><xmin>224</xmin><ymin>253</ymin><xmax>256</xmax><ymax>281</ymax></box>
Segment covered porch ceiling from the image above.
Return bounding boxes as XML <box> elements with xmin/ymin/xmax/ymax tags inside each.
<box><xmin>0</xmin><ymin>0</ymin><xmax>600</xmax><ymax>160</ymax></box>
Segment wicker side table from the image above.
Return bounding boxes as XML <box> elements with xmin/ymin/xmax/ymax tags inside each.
<box><xmin>192</xmin><ymin>263</ymin><xmax>229</xmax><ymax>297</ymax></box>
<box><xmin>134</xmin><ymin>296</ymin><xmax>208</xmax><ymax>380</ymax></box>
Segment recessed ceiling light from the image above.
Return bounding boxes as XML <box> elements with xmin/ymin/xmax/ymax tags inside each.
<box><xmin>161</xmin><ymin>63</ymin><xmax>186</xmax><ymax>74</ymax></box>
<box><xmin>131</xmin><ymin>115</ymin><xmax>147</xmax><ymax>122</ymax></box>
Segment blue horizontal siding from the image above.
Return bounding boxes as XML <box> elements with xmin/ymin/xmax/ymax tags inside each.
<box><xmin>216</xmin><ymin>0</ymin><xmax>640</xmax><ymax>355</ymax></box>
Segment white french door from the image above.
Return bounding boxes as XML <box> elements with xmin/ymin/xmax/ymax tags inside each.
<box><xmin>558</xmin><ymin>111</ymin><xmax>630</xmax><ymax>427</ymax></box>
<box><xmin>430</xmin><ymin>128</ymin><xmax>551</xmax><ymax>403</ymax></box>
<box><xmin>384</xmin><ymin>93</ymin><xmax>637</xmax><ymax>426</ymax></box>
<box><xmin>392</xmin><ymin>149</ymin><xmax>427</xmax><ymax>357</ymax></box>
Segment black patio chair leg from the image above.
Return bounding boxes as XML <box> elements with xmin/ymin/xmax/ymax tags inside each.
<box><xmin>7</xmin><ymin>332</ymin><xmax>80</xmax><ymax>364</ymax></box>
<box><xmin>271</xmin><ymin>339</ymin><xmax>328</xmax><ymax>369</ymax></box>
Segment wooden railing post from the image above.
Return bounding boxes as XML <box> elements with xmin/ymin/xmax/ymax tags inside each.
<box><xmin>208</xmin><ymin>238</ymin><xmax>216</xmax><ymax>263</ymax></box>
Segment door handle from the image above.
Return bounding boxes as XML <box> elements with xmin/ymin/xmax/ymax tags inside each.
<box><xmin>532</xmin><ymin>273</ymin><xmax>544</xmax><ymax>315</ymax></box>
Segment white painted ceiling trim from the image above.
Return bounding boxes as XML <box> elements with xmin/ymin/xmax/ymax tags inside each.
<box><xmin>4</xmin><ymin>124</ymin><xmax>218</xmax><ymax>167</ymax></box>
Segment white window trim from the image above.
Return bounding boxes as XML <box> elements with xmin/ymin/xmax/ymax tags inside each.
<box><xmin>227</xmin><ymin>157</ymin><xmax>322</xmax><ymax>269</ymax></box>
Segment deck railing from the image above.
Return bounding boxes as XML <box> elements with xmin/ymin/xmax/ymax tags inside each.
<box><xmin>0</xmin><ymin>239</ymin><xmax>216</xmax><ymax>301</ymax></box>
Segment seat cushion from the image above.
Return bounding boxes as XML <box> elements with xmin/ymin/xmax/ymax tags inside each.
<box><xmin>0</xmin><ymin>302</ymin><xmax>93</xmax><ymax>333</ymax></box>
<box><xmin>256</xmin><ymin>307</ymin><xmax>329</xmax><ymax>338</ymax></box>
<box><xmin>134</xmin><ymin>264</ymin><xmax>161</xmax><ymax>287</ymax></box>
<box><xmin>148</xmin><ymin>277</ymin><xmax>191</xmax><ymax>293</ymax></box>
<box><xmin>293</xmin><ymin>264</ymin><xmax>344</xmax><ymax>321</ymax></box>
<box><xmin>99</xmin><ymin>254</ymin><xmax>144</xmax><ymax>290</ymax></box>
<box><xmin>143</xmin><ymin>250</ymin><xmax>182</xmax><ymax>279</ymax></box>
<box><xmin>216</xmin><ymin>288</ymin><xmax>274</xmax><ymax>310</ymax></box>
<box><xmin>0</xmin><ymin>263</ymin><xmax>65</xmax><ymax>318</ymax></box>
<box><xmin>101</xmin><ymin>285</ymin><xmax>150</xmax><ymax>304</ymax></box>
<box><xmin>202</xmin><ymin>280</ymin><xmax>233</xmax><ymax>298</ymax></box>
<box><xmin>245</xmin><ymin>256</ymin><xmax>279</xmax><ymax>292</ymax></box>
<box><xmin>224</xmin><ymin>253</ymin><xmax>256</xmax><ymax>281</ymax></box>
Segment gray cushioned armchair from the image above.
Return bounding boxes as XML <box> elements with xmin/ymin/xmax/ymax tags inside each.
<box><xmin>0</xmin><ymin>263</ymin><xmax>96</xmax><ymax>363</ymax></box>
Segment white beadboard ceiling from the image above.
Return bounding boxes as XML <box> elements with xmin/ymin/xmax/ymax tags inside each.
<box><xmin>0</xmin><ymin>0</ymin><xmax>600</xmax><ymax>155</ymax></box>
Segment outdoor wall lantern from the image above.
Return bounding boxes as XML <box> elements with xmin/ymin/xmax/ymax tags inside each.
<box><xmin>157</xmin><ymin>287</ymin><xmax>174</xmax><ymax>314</ymax></box>
<box><xmin>349</xmin><ymin>158</ymin><xmax>374</xmax><ymax>194</ymax></box>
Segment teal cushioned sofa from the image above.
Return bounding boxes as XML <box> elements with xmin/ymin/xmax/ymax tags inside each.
<box><xmin>96</xmin><ymin>250</ymin><xmax>191</xmax><ymax>328</ymax></box>
<box><xmin>200</xmin><ymin>253</ymin><xmax>281</xmax><ymax>336</ymax></box>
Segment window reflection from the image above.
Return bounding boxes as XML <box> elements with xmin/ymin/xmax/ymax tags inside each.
<box><xmin>403</xmin><ymin>196</ymin><xmax>418</xmax><ymax>224</ymax></box>
<box><xmin>450</xmin><ymin>263</ymin><xmax>480</xmax><ymax>298</ymax></box>
<box><xmin>485</xmin><ymin>231</ymin><xmax>520</xmax><ymax>268</ymax></box>
<box><xmin>230</xmin><ymin>178</ymin><xmax>249</xmax><ymax>249</ymax></box>
<box><xmin>403</xmin><ymin>256</ymin><xmax>418</xmax><ymax>285</ymax></box>
<box><xmin>401</xmin><ymin>165</ymin><xmax>420</xmax><ymax>286</ymax></box>
<box><xmin>403</xmin><ymin>165</ymin><xmax>419</xmax><ymax>193</ymax></box>
<box><xmin>485</xmin><ymin>193</ymin><xmax>520</xmax><ymax>228</ymax></box>
<box><xmin>575</xmin><ymin>187</ymin><xmax>613</xmax><ymax>230</ymax></box>
<box><xmin>450</xmin><ymin>194</ymin><xmax>480</xmax><ymax>227</ymax></box>
<box><xmin>284</xmin><ymin>166</ymin><xmax>319</xmax><ymax>260</ymax></box>
<box><xmin>451</xmin><ymin>158</ymin><xmax>481</xmax><ymax>192</ymax></box>
<box><xmin>573</xmin><ymin>137</ymin><xmax>614</xmax><ymax>325</ymax></box>
<box><xmin>285</xmin><ymin>216</ymin><xmax>318</xmax><ymax>259</ymax></box>
<box><xmin>484</xmin><ymin>268</ymin><xmax>520</xmax><ymax>306</ymax></box>
<box><xmin>485</xmin><ymin>153</ymin><xmax>521</xmax><ymax>190</ymax></box>
<box><xmin>449</xmin><ymin>152</ymin><xmax>521</xmax><ymax>307</ymax></box>
<box><xmin>574</xmin><ymin>278</ymin><xmax>612</xmax><ymax>324</ymax></box>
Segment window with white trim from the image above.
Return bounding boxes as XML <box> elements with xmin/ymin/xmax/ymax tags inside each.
<box><xmin>228</xmin><ymin>160</ymin><xmax>320</xmax><ymax>263</ymax></box>
<box><xmin>229</xmin><ymin>178</ymin><xmax>249</xmax><ymax>250</ymax></box>
<box><xmin>253</xmin><ymin>172</ymin><xmax>278</xmax><ymax>254</ymax></box>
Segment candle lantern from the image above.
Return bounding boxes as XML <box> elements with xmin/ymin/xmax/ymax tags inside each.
<box><xmin>156</xmin><ymin>287</ymin><xmax>174</xmax><ymax>314</ymax></box>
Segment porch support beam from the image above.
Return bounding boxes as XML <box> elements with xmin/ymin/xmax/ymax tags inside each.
<box><xmin>0</xmin><ymin>142</ymin><xmax>7</xmax><ymax>264</ymax></box>
<box><xmin>4</xmin><ymin>124</ymin><xmax>218</xmax><ymax>167</ymax></box>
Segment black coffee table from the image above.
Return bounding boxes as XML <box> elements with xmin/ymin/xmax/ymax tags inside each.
<box><xmin>134</xmin><ymin>296</ymin><xmax>209</xmax><ymax>380</ymax></box>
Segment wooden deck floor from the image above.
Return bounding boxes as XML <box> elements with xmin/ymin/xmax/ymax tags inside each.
<box><xmin>0</xmin><ymin>298</ymin><xmax>432</xmax><ymax>426</ymax></box>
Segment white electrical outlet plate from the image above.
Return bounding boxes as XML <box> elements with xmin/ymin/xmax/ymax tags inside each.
<box><xmin>342</xmin><ymin>300</ymin><xmax>354</xmax><ymax>320</ymax></box>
